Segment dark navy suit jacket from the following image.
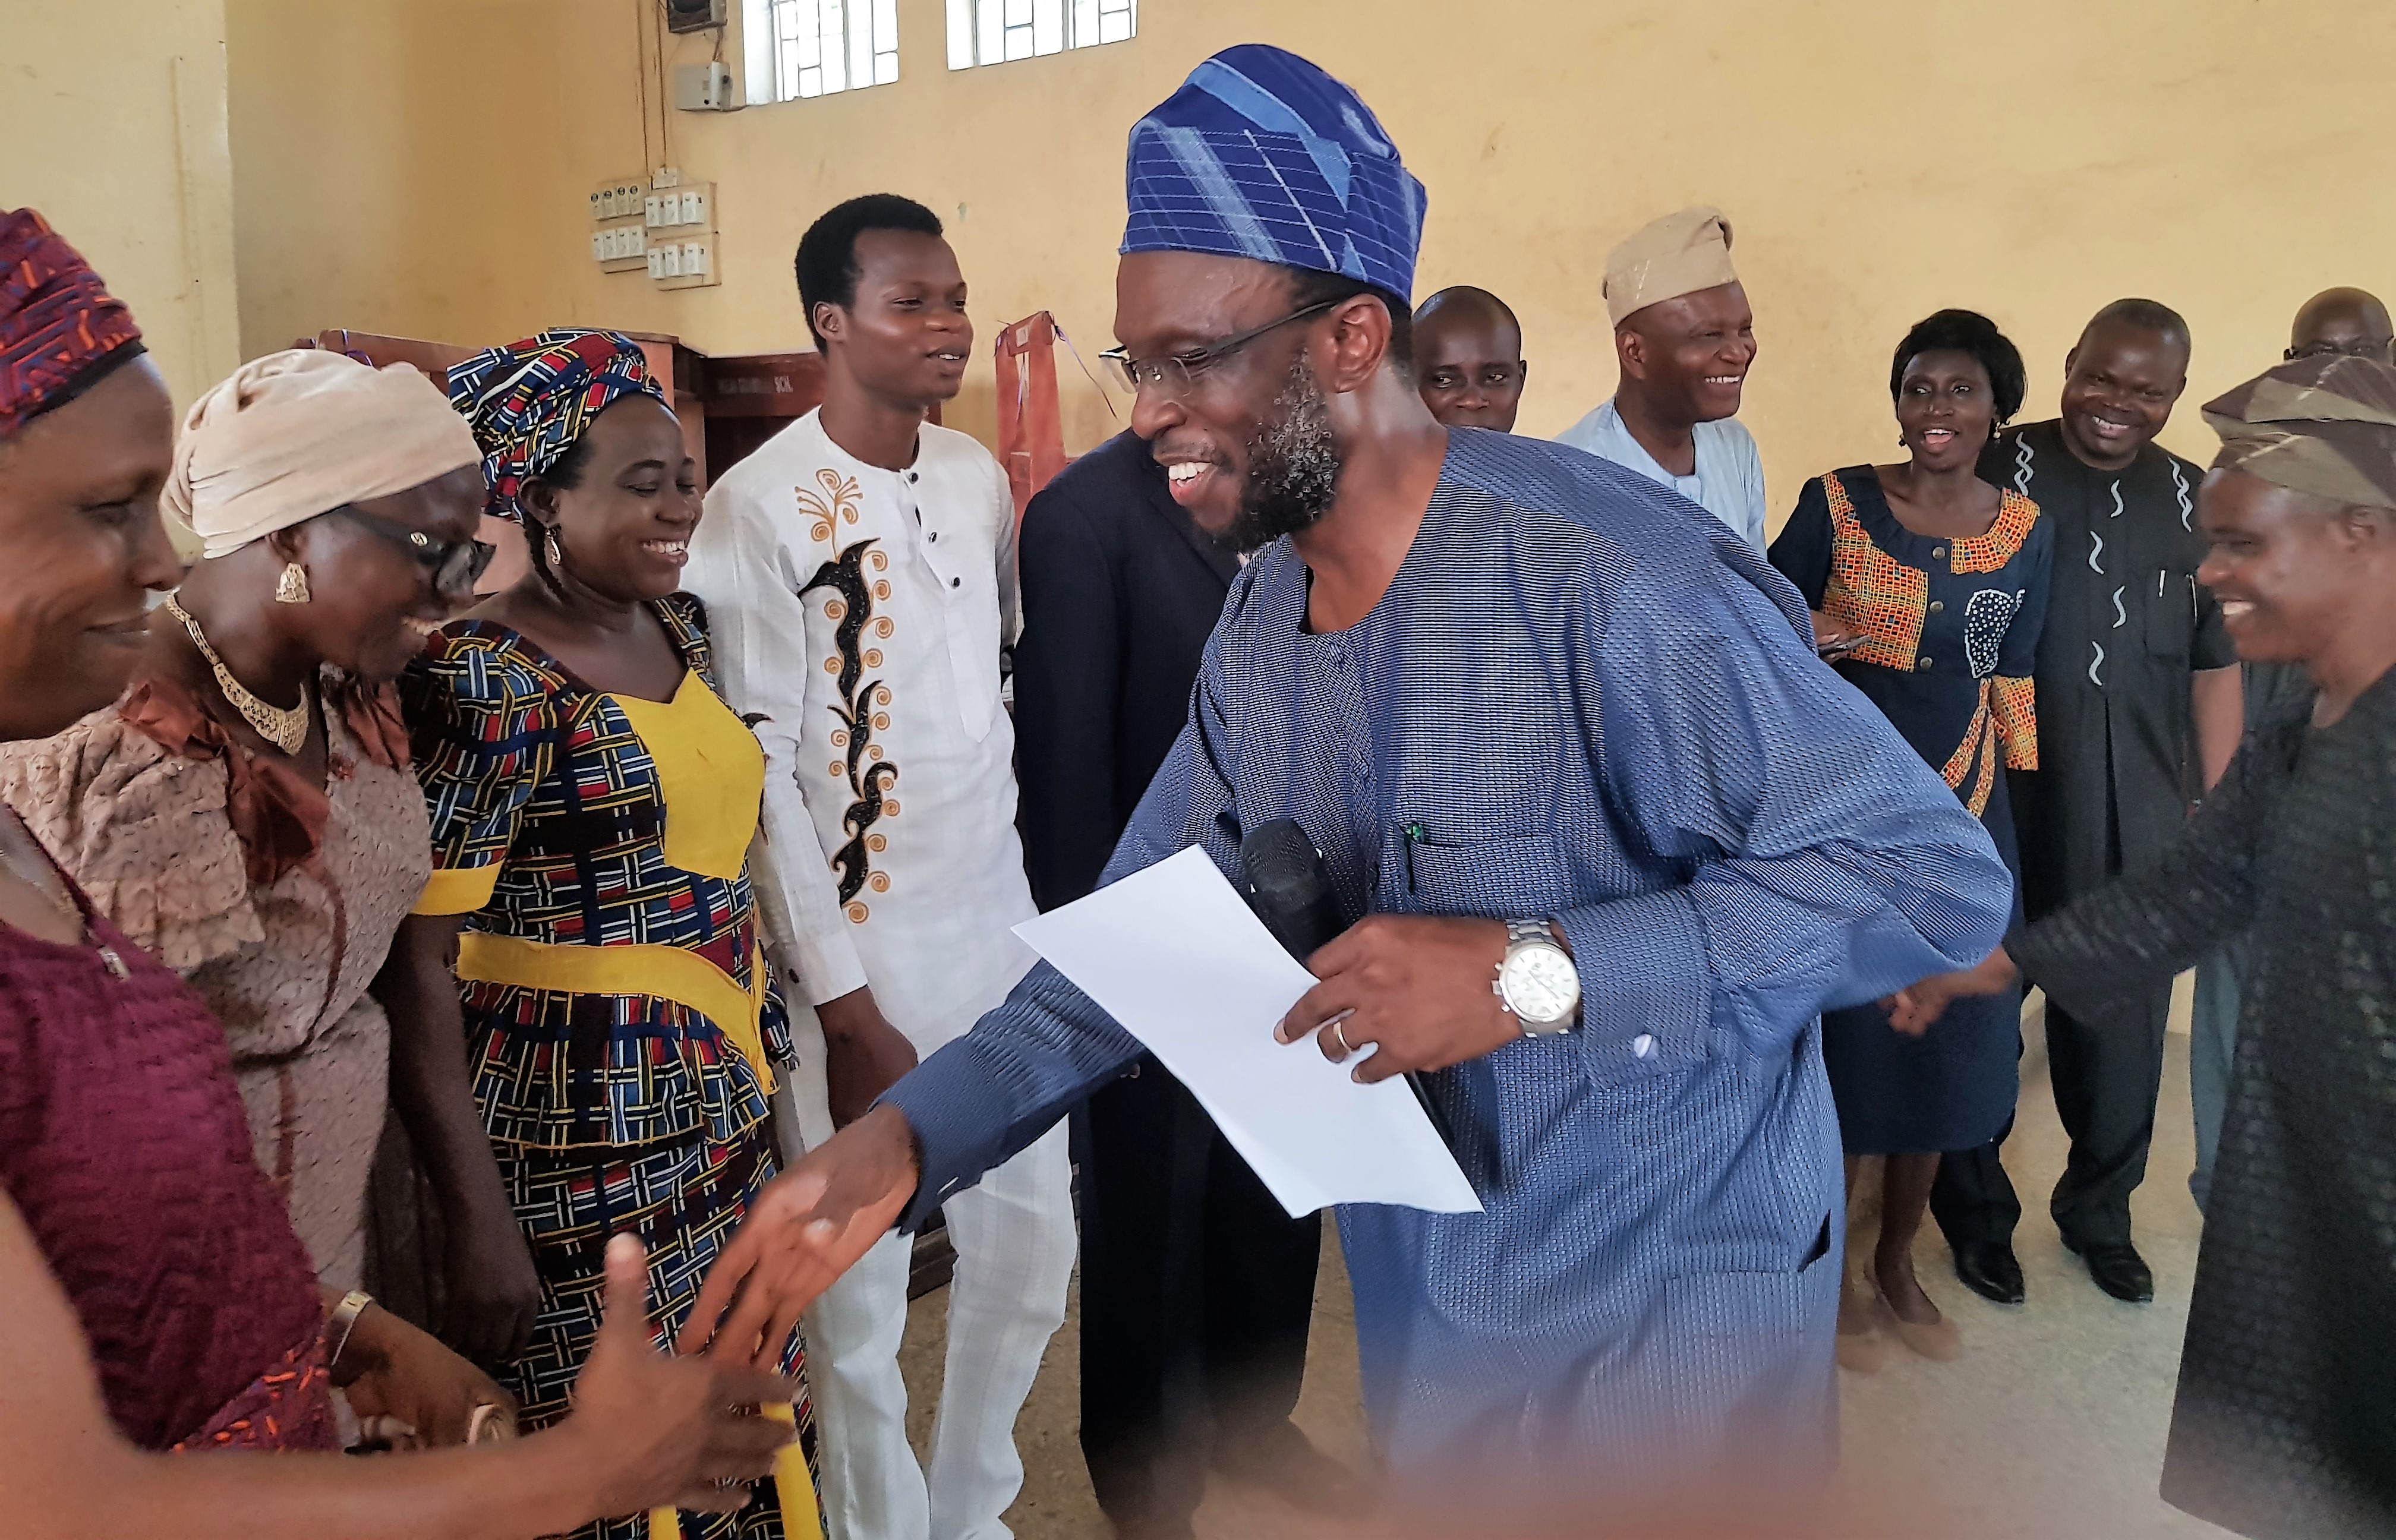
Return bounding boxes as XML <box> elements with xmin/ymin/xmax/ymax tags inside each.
<box><xmin>1013</xmin><ymin>429</ymin><xmax>1240</xmax><ymax>911</ymax></box>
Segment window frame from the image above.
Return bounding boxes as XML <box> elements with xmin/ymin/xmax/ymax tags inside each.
<box><xmin>742</xmin><ymin>0</ymin><xmax>901</xmax><ymax>106</ymax></box>
<box><xmin>944</xmin><ymin>0</ymin><xmax>1136</xmax><ymax>71</ymax></box>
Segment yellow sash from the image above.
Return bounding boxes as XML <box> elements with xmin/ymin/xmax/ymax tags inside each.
<box><xmin>650</xmin><ymin>1402</ymin><xmax>822</xmax><ymax>1539</ymax></box>
<box><xmin>454</xmin><ymin>932</ymin><xmax>775</xmax><ymax>1096</ymax></box>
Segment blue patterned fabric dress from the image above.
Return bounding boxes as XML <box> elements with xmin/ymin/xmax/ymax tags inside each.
<box><xmin>883</xmin><ymin>430</ymin><xmax>2012</xmax><ymax>1484</ymax></box>
<box><xmin>1770</xmin><ymin>467</ymin><xmax>2053</xmax><ymax>1154</ymax></box>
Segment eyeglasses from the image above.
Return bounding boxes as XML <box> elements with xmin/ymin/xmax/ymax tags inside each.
<box><xmin>1099</xmin><ymin>300</ymin><xmax>1340</xmax><ymax>398</ymax></box>
<box><xmin>331</xmin><ymin>505</ymin><xmax>496</xmax><ymax>595</ymax></box>
<box><xmin>2285</xmin><ymin>340</ymin><xmax>2395</xmax><ymax>361</ymax></box>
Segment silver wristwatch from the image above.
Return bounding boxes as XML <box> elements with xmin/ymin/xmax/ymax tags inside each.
<box><xmin>1495</xmin><ymin>919</ymin><xmax>1580</xmax><ymax>1036</ymax></box>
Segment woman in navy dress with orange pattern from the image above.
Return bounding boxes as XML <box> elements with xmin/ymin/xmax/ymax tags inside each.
<box><xmin>1771</xmin><ymin>310</ymin><xmax>2051</xmax><ymax>1370</ymax></box>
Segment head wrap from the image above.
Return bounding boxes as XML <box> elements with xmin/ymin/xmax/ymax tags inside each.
<box><xmin>163</xmin><ymin>349</ymin><xmax>482</xmax><ymax>561</ymax></box>
<box><xmin>0</xmin><ymin>208</ymin><xmax>146</xmax><ymax>439</ymax></box>
<box><xmin>1121</xmin><ymin>45</ymin><xmax>1426</xmax><ymax>302</ymax></box>
<box><xmin>1604</xmin><ymin>206</ymin><xmax>1739</xmax><ymax>327</ymax></box>
<box><xmin>446</xmin><ymin>329</ymin><xmax>666</xmax><ymax>522</ymax></box>
<box><xmin>2202</xmin><ymin>354</ymin><xmax>2396</xmax><ymax>510</ymax></box>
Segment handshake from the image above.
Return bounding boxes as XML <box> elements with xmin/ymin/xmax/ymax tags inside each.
<box><xmin>505</xmin><ymin>1105</ymin><xmax>919</xmax><ymax>1529</ymax></box>
<box><xmin>1881</xmin><ymin>945</ymin><xmax>2020</xmax><ymax>1036</ymax></box>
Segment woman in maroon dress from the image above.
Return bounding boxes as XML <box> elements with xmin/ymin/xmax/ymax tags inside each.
<box><xmin>0</xmin><ymin>207</ymin><xmax>798</xmax><ymax>1537</ymax></box>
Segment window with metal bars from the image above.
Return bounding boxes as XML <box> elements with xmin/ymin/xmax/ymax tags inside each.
<box><xmin>944</xmin><ymin>0</ymin><xmax>1134</xmax><ymax>70</ymax></box>
<box><xmin>751</xmin><ymin>0</ymin><xmax>899</xmax><ymax>102</ymax></box>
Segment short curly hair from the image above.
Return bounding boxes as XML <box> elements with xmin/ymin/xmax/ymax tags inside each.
<box><xmin>1889</xmin><ymin>308</ymin><xmax>2028</xmax><ymax>426</ymax></box>
<box><xmin>795</xmin><ymin>194</ymin><xmax>946</xmax><ymax>353</ymax></box>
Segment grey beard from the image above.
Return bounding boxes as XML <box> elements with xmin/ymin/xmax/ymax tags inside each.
<box><xmin>1228</xmin><ymin>355</ymin><xmax>1341</xmax><ymax>553</ymax></box>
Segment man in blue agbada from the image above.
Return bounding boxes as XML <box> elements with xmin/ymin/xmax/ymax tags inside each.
<box><xmin>691</xmin><ymin>43</ymin><xmax>2011</xmax><ymax>1511</ymax></box>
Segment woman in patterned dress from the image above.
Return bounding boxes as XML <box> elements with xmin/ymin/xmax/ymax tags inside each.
<box><xmin>1770</xmin><ymin>309</ymin><xmax>2050</xmax><ymax>1368</ymax></box>
<box><xmin>0</xmin><ymin>207</ymin><xmax>805</xmax><ymax>1538</ymax></box>
<box><xmin>384</xmin><ymin>330</ymin><xmax>820</xmax><ymax>1540</ymax></box>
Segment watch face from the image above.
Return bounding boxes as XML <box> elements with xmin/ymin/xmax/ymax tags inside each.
<box><xmin>1503</xmin><ymin>945</ymin><xmax>1580</xmax><ymax>1023</ymax></box>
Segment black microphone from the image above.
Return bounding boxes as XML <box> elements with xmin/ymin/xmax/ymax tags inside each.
<box><xmin>1238</xmin><ymin>817</ymin><xmax>1347</xmax><ymax>961</ymax></box>
<box><xmin>1237</xmin><ymin>819</ymin><xmax>1455</xmax><ymax>1149</ymax></box>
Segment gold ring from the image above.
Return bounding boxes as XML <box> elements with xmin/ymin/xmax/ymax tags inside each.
<box><xmin>1332</xmin><ymin>1020</ymin><xmax>1352</xmax><ymax>1056</ymax></box>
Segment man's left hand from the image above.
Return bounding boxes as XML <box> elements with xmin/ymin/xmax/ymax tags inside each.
<box><xmin>1275</xmin><ymin>915</ymin><xmax>1523</xmax><ymax>1083</ymax></box>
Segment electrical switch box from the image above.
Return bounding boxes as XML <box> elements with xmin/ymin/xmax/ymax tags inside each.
<box><xmin>672</xmin><ymin>61</ymin><xmax>734</xmax><ymax>112</ymax></box>
<box><xmin>654</xmin><ymin>238</ymin><xmax>720</xmax><ymax>292</ymax></box>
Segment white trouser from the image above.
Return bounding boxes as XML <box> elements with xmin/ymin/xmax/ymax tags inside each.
<box><xmin>772</xmin><ymin>1083</ymin><xmax>1076</xmax><ymax>1540</ymax></box>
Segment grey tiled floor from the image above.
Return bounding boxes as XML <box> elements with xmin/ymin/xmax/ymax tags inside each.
<box><xmin>897</xmin><ymin>980</ymin><xmax>2224</xmax><ymax>1539</ymax></box>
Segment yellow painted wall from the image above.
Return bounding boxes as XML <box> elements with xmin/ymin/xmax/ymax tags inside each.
<box><xmin>225</xmin><ymin>0</ymin><xmax>2396</xmax><ymax>521</ymax></box>
<box><xmin>2</xmin><ymin>0</ymin><xmax>241</xmax><ymax>410</ymax></box>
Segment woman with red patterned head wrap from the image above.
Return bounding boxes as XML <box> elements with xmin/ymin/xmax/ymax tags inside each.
<box><xmin>0</xmin><ymin>210</ymin><xmax>799</xmax><ymax>1537</ymax></box>
<box><xmin>385</xmin><ymin>329</ymin><xmax>824</xmax><ymax>1540</ymax></box>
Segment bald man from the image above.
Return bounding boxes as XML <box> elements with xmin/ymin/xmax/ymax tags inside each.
<box><xmin>1557</xmin><ymin>207</ymin><xmax>1767</xmax><ymax>551</ymax></box>
<box><xmin>2286</xmin><ymin>286</ymin><xmax>2394</xmax><ymax>364</ymax></box>
<box><xmin>1413</xmin><ymin>286</ymin><xmax>1527</xmax><ymax>431</ymax></box>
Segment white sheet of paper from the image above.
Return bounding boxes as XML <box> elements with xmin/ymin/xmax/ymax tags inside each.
<box><xmin>1013</xmin><ymin>845</ymin><xmax>1483</xmax><ymax>1218</ymax></box>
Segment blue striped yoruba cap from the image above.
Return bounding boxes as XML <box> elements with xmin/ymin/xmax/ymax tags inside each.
<box><xmin>1121</xmin><ymin>45</ymin><xmax>1426</xmax><ymax>302</ymax></box>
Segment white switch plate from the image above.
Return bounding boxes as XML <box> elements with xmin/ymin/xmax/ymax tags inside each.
<box><xmin>679</xmin><ymin>191</ymin><xmax>701</xmax><ymax>225</ymax></box>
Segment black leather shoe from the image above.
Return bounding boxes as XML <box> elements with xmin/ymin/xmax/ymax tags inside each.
<box><xmin>2064</xmin><ymin>1236</ymin><xmax>2155</xmax><ymax>1302</ymax></box>
<box><xmin>1951</xmin><ymin>1239</ymin><xmax>2026</xmax><ymax>1304</ymax></box>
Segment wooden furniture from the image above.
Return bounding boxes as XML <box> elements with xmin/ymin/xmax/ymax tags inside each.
<box><xmin>697</xmin><ymin>348</ymin><xmax>826</xmax><ymax>476</ymax></box>
<box><xmin>696</xmin><ymin>347</ymin><xmax>940</xmax><ymax>474</ymax></box>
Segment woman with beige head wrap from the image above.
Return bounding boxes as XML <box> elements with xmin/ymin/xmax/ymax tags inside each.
<box><xmin>1891</xmin><ymin>352</ymin><xmax>2396</xmax><ymax>1539</ymax></box>
<box><xmin>0</xmin><ymin>348</ymin><xmax>537</xmax><ymax>1402</ymax></box>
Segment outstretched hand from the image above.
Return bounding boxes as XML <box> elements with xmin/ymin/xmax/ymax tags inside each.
<box><xmin>1883</xmin><ymin>946</ymin><xmax>2019</xmax><ymax>1037</ymax></box>
<box><xmin>560</xmin><ymin>1235</ymin><xmax>800</xmax><ymax>1523</ymax></box>
<box><xmin>677</xmin><ymin>1103</ymin><xmax>920</xmax><ymax>1367</ymax></box>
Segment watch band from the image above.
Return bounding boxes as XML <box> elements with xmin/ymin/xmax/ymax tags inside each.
<box><xmin>1497</xmin><ymin>918</ymin><xmax>1580</xmax><ymax>1034</ymax></box>
<box><xmin>328</xmin><ymin>1289</ymin><xmax>375</xmax><ymax>1370</ymax></box>
<box><xmin>1505</xmin><ymin>918</ymin><xmax>1552</xmax><ymax>948</ymax></box>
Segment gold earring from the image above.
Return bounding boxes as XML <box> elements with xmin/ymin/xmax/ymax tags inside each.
<box><xmin>275</xmin><ymin>562</ymin><xmax>312</xmax><ymax>604</ymax></box>
<box><xmin>545</xmin><ymin>528</ymin><xmax>565</xmax><ymax>570</ymax></box>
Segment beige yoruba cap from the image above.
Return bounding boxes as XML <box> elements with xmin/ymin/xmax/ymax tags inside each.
<box><xmin>1604</xmin><ymin>206</ymin><xmax>1738</xmax><ymax>326</ymax></box>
